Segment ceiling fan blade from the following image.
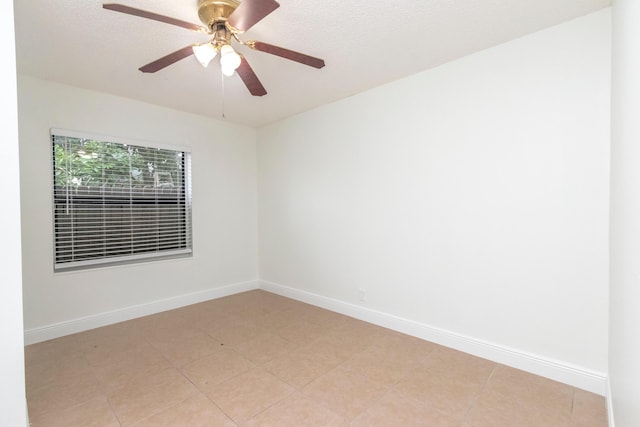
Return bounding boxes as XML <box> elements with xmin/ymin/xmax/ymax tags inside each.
<box><xmin>246</xmin><ymin>41</ymin><xmax>325</xmax><ymax>69</ymax></box>
<box><xmin>103</xmin><ymin>4</ymin><xmax>208</xmax><ymax>33</ymax></box>
<box><xmin>227</xmin><ymin>0</ymin><xmax>280</xmax><ymax>32</ymax></box>
<box><xmin>236</xmin><ymin>56</ymin><xmax>267</xmax><ymax>96</ymax></box>
<box><xmin>139</xmin><ymin>45</ymin><xmax>196</xmax><ymax>73</ymax></box>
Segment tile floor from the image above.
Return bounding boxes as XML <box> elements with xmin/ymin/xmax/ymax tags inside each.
<box><xmin>25</xmin><ymin>290</ymin><xmax>608</xmax><ymax>426</ymax></box>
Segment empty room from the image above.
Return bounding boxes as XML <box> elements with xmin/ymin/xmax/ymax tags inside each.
<box><xmin>2</xmin><ymin>0</ymin><xmax>639</xmax><ymax>426</ymax></box>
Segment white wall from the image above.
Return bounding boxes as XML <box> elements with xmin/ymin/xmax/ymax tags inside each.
<box><xmin>1</xmin><ymin>2</ymin><xmax>28</xmax><ymax>425</ymax></box>
<box><xmin>610</xmin><ymin>0</ymin><xmax>640</xmax><ymax>425</ymax></box>
<box><xmin>258</xmin><ymin>9</ymin><xmax>610</xmax><ymax>389</ymax></box>
<box><xmin>19</xmin><ymin>76</ymin><xmax>259</xmax><ymax>337</ymax></box>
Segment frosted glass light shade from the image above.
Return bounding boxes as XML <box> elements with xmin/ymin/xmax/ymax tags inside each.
<box><xmin>221</xmin><ymin>62</ymin><xmax>237</xmax><ymax>76</ymax></box>
<box><xmin>220</xmin><ymin>44</ymin><xmax>241</xmax><ymax>75</ymax></box>
<box><xmin>192</xmin><ymin>43</ymin><xmax>217</xmax><ymax>67</ymax></box>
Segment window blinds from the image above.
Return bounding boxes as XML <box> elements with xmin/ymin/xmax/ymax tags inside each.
<box><xmin>51</xmin><ymin>130</ymin><xmax>192</xmax><ymax>271</ymax></box>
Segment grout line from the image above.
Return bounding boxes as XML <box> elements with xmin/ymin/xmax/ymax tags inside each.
<box><xmin>460</xmin><ymin>362</ymin><xmax>499</xmax><ymax>424</ymax></box>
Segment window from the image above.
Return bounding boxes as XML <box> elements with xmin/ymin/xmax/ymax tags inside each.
<box><xmin>51</xmin><ymin>129</ymin><xmax>192</xmax><ymax>271</ymax></box>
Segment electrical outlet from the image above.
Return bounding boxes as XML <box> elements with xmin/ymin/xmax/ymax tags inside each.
<box><xmin>357</xmin><ymin>288</ymin><xmax>366</xmax><ymax>302</ymax></box>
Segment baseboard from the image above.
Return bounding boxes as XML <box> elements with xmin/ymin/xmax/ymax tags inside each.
<box><xmin>23</xmin><ymin>279</ymin><xmax>259</xmax><ymax>345</ymax></box>
<box><xmin>606</xmin><ymin>377</ymin><xmax>615</xmax><ymax>427</ymax></box>
<box><xmin>259</xmin><ymin>280</ymin><xmax>607</xmax><ymax>396</ymax></box>
<box><xmin>24</xmin><ymin>278</ymin><xmax>607</xmax><ymax>396</ymax></box>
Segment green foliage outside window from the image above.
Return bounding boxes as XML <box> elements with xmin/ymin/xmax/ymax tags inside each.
<box><xmin>53</xmin><ymin>138</ymin><xmax>183</xmax><ymax>189</ymax></box>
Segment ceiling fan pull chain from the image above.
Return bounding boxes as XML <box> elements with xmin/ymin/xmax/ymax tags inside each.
<box><xmin>221</xmin><ymin>71</ymin><xmax>226</xmax><ymax>119</ymax></box>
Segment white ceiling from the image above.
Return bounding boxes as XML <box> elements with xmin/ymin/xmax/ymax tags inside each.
<box><xmin>14</xmin><ymin>0</ymin><xmax>610</xmax><ymax>128</ymax></box>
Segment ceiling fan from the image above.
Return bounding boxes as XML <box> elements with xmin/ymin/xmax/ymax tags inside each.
<box><xmin>103</xmin><ymin>0</ymin><xmax>326</xmax><ymax>96</ymax></box>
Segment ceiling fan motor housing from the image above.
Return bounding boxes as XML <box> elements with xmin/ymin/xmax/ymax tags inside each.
<box><xmin>197</xmin><ymin>0</ymin><xmax>240</xmax><ymax>29</ymax></box>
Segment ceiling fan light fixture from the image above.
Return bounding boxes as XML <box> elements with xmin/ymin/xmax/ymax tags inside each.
<box><xmin>103</xmin><ymin>0</ymin><xmax>325</xmax><ymax>96</ymax></box>
<box><xmin>192</xmin><ymin>42</ymin><xmax>217</xmax><ymax>67</ymax></box>
<box><xmin>221</xmin><ymin>62</ymin><xmax>238</xmax><ymax>76</ymax></box>
<box><xmin>220</xmin><ymin>44</ymin><xmax>241</xmax><ymax>75</ymax></box>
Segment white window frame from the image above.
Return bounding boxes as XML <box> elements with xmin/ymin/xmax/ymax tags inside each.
<box><xmin>51</xmin><ymin>128</ymin><xmax>192</xmax><ymax>271</ymax></box>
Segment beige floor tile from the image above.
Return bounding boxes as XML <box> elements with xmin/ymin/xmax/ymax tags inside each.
<box><xmin>107</xmin><ymin>367</ymin><xmax>200</xmax><ymax>426</ymax></box>
<box><xmin>76</xmin><ymin>326</ymin><xmax>149</xmax><ymax>367</ymax></box>
<box><xmin>147</xmin><ymin>328</ymin><xmax>224</xmax><ymax>367</ymax></box>
<box><xmin>179</xmin><ymin>298</ymin><xmax>249</xmax><ymax>327</ymax></box>
<box><xmin>217</xmin><ymin>291</ymin><xmax>275</xmax><ymax>321</ymax></box>
<box><xmin>329</xmin><ymin>318</ymin><xmax>393</xmax><ymax>346</ymax></box>
<box><xmin>340</xmin><ymin>344</ymin><xmax>417</xmax><ymax>387</ymax></box>
<box><xmin>171</xmin><ymin>302</ymin><xmax>225</xmax><ymax>324</ymax></box>
<box><xmin>233</xmin><ymin>304</ymin><xmax>277</xmax><ymax>322</ymax></box>
<box><xmin>207</xmin><ymin>367</ymin><xmax>295</xmax><ymax>423</ymax></box>
<box><xmin>464</xmin><ymin>363</ymin><xmax>575</xmax><ymax>427</ymax></box>
<box><xmin>25</xmin><ymin>291</ymin><xmax>609</xmax><ymax>427</ymax></box>
<box><xmin>302</xmin><ymin>365</ymin><xmax>389</xmax><ymax>420</ymax></box>
<box><xmin>570</xmin><ymin>389</ymin><xmax>608</xmax><ymax>427</ymax></box>
<box><xmin>131</xmin><ymin>393</ymin><xmax>236</xmax><ymax>427</ymax></box>
<box><xmin>25</xmin><ymin>334</ymin><xmax>81</xmax><ymax>367</ymax></box>
<box><xmin>193</xmin><ymin>311</ymin><xmax>248</xmax><ymax>335</ymax></box>
<box><xmin>313</xmin><ymin>332</ymin><xmax>376</xmax><ymax>359</ymax></box>
<box><xmin>125</xmin><ymin>310</ymin><xmax>193</xmax><ymax>335</ymax></box>
<box><xmin>243</xmin><ymin>392</ymin><xmax>348</xmax><ymax>427</ymax></box>
<box><xmin>473</xmin><ymin>365</ymin><xmax>574</xmax><ymax>423</ymax></box>
<box><xmin>181</xmin><ymin>348</ymin><xmax>254</xmax><ymax>395</ymax></box>
<box><xmin>465</xmin><ymin>387</ymin><xmax>572</xmax><ymax>427</ymax></box>
<box><xmin>142</xmin><ymin>314</ymin><xmax>204</xmax><ymax>337</ymax></box>
<box><xmin>306</xmin><ymin>331</ymin><xmax>369</xmax><ymax>361</ymax></box>
<box><xmin>371</xmin><ymin>330</ymin><xmax>440</xmax><ymax>363</ymax></box>
<box><xmin>352</xmin><ymin>389</ymin><xmax>462</xmax><ymax>427</ymax></box>
<box><xmin>254</xmin><ymin>291</ymin><xmax>304</xmax><ymax>311</ymax></box>
<box><xmin>250</xmin><ymin>309</ymin><xmax>301</xmax><ymax>330</ymax></box>
<box><xmin>27</xmin><ymin>371</ymin><xmax>103</xmax><ymax>419</ymax></box>
<box><xmin>488</xmin><ymin>365</ymin><xmax>574</xmax><ymax>404</ymax></box>
<box><xmin>422</xmin><ymin>346</ymin><xmax>497</xmax><ymax>376</ymax></box>
<box><xmin>193</xmin><ymin>295</ymin><xmax>240</xmax><ymax>313</ymax></box>
<box><xmin>394</xmin><ymin>347</ymin><xmax>496</xmax><ymax>416</ymax></box>
<box><xmin>28</xmin><ymin>395</ymin><xmax>119</xmax><ymax>427</ymax></box>
<box><xmin>273</xmin><ymin>319</ymin><xmax>327</xmax><ymax>345</ymax></box>
<box><xmin>285</xmin><ymin>301</ymin><xmax>324</xmax><ymax>315</ymax></box>
<box><xmin>231</xmin><ymin>332</ymin><xmax>298</xmax><ymax>365</ymax></box>
<box><xmin>25</xmin><ymin>351</ymin><xmax>94</xmax><ymax>391</ymax></box>
<box><xmin>89</xmin><ymin>341</ymin><xmax>172</xmax><ymax>393</ymax></box>
<box><xmin>262</xmin><ymin>342</ymin><xmax>344</xmax><ymax>389</ymax></box>
<box><xmin>301</xmin><ymin>306</ymin><xmax>351</xmax><ymax>329</ymax></box>
<box><xmin>204</xmin><ymin>319</ymin><xmax>268</xmax><ymax>346</ymax></box>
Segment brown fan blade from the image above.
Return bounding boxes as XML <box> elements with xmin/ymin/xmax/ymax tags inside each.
<box><xmin>139</xmin><ymin>45</ymin><xmax>196</xmax><ymax>73</ymax></box>
<box><xmin>103</xmin><ymin>4</ymin><xmax>208</xmax><ymax>33</ymax></box>
<box><xmin>246</xmin><ymin>41</ymin><xmax>325</xmax><ymax>69</ymax></box>
<box><xmin>236</xmin><ymin>56</ymin><xmax>267</xmax><ymax>96</ymax></box>
<box><xmin>227</xmin><ymin>0</ymin><xmax>280</xmax><ymax>32</ymax></box>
